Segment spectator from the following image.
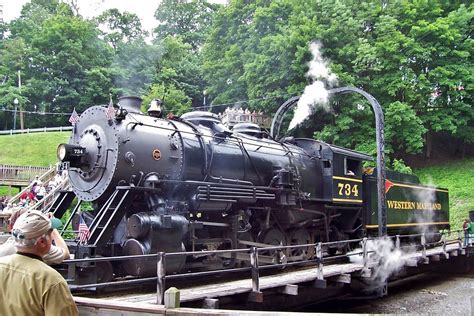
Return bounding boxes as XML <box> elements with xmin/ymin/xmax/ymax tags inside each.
<box><xmin>0</xmin><ymin>197</ymin><xmax>5</xmax><ymax>212</ymax></box>
<box><xmin>48</xmin><ymin>172</ymin><xmax>64</xmax><ymax>192</ymax></box>
<box><xmin>32</xmin><ymin>175</ymin><xmax>43</xmax><ymax>187</ymax></box>
<box><xmin>3</xmin><ymin>202</ymin><xmax>13</xmax><ymax>214</ymax></box>
<box><xmin>0</xmin><ymin>210</ymin><xmax>77</xmax><ymax>315</ymax></box>
<box><xmin>19</xmin><ymin>188</ymin><xmax>36</xmax><ymax>206</ymax></box>
<box><xmin>463</xmin><ymin>219</ymin><xmax>470</xmax><ymax>247</ymax></box>
<box><xmin>0</xmin><ymin>208</ymin><xmax>70</xmax><ymax>264</ymax></box>
<box><xmin>36</xmin><ymin>185</ymin><xmax>46</xmax><ymax>200</ymax></box>
<box><xmin>468</xmin><ymin>219</ymin><xmax>474</xmax><ymax>246</ymax></box>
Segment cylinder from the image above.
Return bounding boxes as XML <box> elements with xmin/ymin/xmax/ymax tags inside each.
<box><xmin>121</xmin><ymin>238</ymin><xmax>185</xmax><ymax>276</ymax></box>
<box><xmin>121</xmin><ymin>238</ymin><xmax>153</xmax><ymax>276</ymax></box>
<box><xmin>127</xmin><ymin>213</ymin><xmax>152</xmax><ymax>239</ymax></box>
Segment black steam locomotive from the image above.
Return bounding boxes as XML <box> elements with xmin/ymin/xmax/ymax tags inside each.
<box><xmin>57</xmin><ymin>96</ymin><xmax>449</xmax><ymax>283</ymax></box>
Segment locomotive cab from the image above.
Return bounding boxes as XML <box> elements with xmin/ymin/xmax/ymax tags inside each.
<box><xmin>326</xmin><ymin>144</ymin><xmax>372</xmax><ymax>205</ymax></box>
<box><xmin>292</xmin><ymin>138</ymin><xmax>372</xmax><ymax>203</ymax></box>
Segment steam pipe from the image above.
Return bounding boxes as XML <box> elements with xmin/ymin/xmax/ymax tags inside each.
<box><xmin>270</xmin><ymin>86</ymin><xmax>387</xmax><ymax>237</ymax></box>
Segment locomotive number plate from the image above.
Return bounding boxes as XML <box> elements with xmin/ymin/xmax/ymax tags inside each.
<box><xmin>332</xmin><ymin>176</ymin><xmax>363</xmax><ymax>204</ymax></box>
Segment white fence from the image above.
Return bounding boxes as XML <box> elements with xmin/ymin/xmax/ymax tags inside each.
<box><xmin>0</xmin><ymin>126</ymin><xmax>72</xmax><ymax>135</ymax></box>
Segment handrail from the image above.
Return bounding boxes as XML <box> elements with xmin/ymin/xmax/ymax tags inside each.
<box><xmin>7</xmin><ymin>165</ymin><xmax>57</xmax><ymax>206</ymax></box>
<box><xmin>60</xmin><ymin>230</ymin><xmax>468</xmax><ymax>305</ymax></box>
<box><xmin>29</xmin><ymin>177</ymin><xmax>70</xmax><ymax>211</ymax></box>
<box><xmin>0</xmin><ymin>165</ymin><xmax>51</xmax><ymax>183</ymax></box>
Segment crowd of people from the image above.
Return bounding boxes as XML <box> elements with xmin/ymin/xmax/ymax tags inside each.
<box><xmin>0</xmin><ymin>209</ymin><xmax>77</xmax><ymax>314</ymax></box>
<box><xmin>0</xmin><ymin>167</ymin><xmax>78</xmax><ymax>314</ymax></box>
<box><xmin>1</xmin><ymin>171</ymin><xmax>67</xmax><ymax>214</ymax></box>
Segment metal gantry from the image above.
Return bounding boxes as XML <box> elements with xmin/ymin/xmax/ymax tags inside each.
<box><xmin>270</xmin><ymin>87</ymin><xmax>387</xmax><ymax>236</ymax></box>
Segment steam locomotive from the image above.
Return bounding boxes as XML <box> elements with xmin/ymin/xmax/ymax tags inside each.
<box><xmin>56</xmin><ymin>96</ymin><xmax>449</xmax><ymax>283</ymax></box>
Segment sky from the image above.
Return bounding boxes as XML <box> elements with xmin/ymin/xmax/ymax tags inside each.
<box><xmin>1</xmin><ymin>0</ymin><xmax>172</xmax><ymax>35</ymax></box>
<box><xmin>1</xmin><ymin>0</ymin><xmax>227</xmax><ymax>35</ymax></box>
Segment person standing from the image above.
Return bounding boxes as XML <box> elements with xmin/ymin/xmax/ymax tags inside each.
<box><xmin>0</xmin><ymin>210</ymin><xmax>78</xmax><ymax>315</ymax></box>
<box><xmin>463</xmin><ymin>219</ymin><xmax>470</xmax><ymax>247</ymax></box>
<box><xmin>19</xmin><ymin>188</ymin><xmax>36</xmax><ymax>206</ymax></box>
<box><xmin>35</xmin><ymin>185</ymin><xmax>46</xmax><ymax>201</ymax></box>
<box><xmin>468</xmin><ymin>219</ymin><xmax>474</xmax><ymax>246</ymax></box>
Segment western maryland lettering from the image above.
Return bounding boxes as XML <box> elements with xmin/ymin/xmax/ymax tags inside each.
<box><xmin>387</xmin><ymin>200</ymin><xmax>442</xmax><ymax>211</ymax></box>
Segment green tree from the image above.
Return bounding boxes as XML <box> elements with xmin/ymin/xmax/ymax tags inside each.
<box><xmin>0</xmin><ymin>0</ymin><xmax>114</xmax><ymax>128</ymax></box>
<box><xmin>154</xmin><ymin>0</ymin><xmax>221</xmax><ymax>50</ymax></box>
<box><xmin>142</xmin><ymin>83</ymin><xmax>191</xmax><ymax>116</ymax></box>
<box><xmin>96</xmin><ymin>9</ymin><xmax>148</xmax><ymax>50</ymax></box>
<box><xmin>361</xmin><ymin>2</ymin><xmax>473</xmax><ymax>158</ymax></box>
<box><xmin>202</xmin><ymin>0</ymin><xmax>473</xmax><ymax>162</ymax></box>
<box><xmin>153</xmin><ymin>36</ymin><xmax>206</xmax><ymax>108</ymax></box>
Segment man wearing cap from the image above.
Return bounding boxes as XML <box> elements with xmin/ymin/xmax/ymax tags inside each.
<box><xmin>0</xmin><ymin>210</ymin><xmax>78</xmax><ymax>315</ymax></box>
<box><xmin>0</xmin><ymin>208</ymin><xmax>70</xmax><ymax>264</ymax></box>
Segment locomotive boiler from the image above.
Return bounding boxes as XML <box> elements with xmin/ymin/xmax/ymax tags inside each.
<box><xmin>57</xmin><ymin>96</ymin><xmax>449</xmax><ymax>282</ymax></box>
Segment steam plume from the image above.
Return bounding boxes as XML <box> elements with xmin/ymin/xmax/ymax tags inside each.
<box><xmin>349</xmin><ymin>238</ymin><xmax>408</xmax><ymax>285</ymax></box>
<box><xmin>411</xmin><ymin>176</ymin><xmax>438</xmax><ymax>236</ymax></box>
<box><xmin>288</xmin><ymin>41</ymin><xmax>338</xmax><ymax>130</ymax></box>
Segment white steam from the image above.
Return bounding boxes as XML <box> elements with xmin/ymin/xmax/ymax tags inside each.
<box><xmin>412</xmin><ymin>176</ymin><xmax>438</xmax><ymax>236</ymax></box>
<box><xmin>347</xmin><ymin>177</ymin><xmax>445</xmax><ymax>286</ymax></box>
<box><xmin>349</xmin><ymin>238</ymin><xmax>409</xmax><ymax>285</ymax></box>
<box><xmin>288</xmin><ymin>41</ymin><xmax>338</xmax><ymax>131</ymax></box>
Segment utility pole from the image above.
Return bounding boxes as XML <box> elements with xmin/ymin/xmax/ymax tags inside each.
<box><xmin>18</xmin><ymin>70</ymin><xmax>24</xmax><ymax>131</ymax></box>
<box><xmin>13</xmin><ymin>98</ymin><xmax>18</xmax><ymax>130</ymax></box>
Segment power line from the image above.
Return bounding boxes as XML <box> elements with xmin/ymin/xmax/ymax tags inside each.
<box><xmin>0</xmin><ymin>108</ymin><xmax>75</xmax><ymax>115</ymax></box>
<box><xmin>0</xmin><ymin>108</ymin><xmax>72</xmax><ymax>116</ymax></box>
<box><xmin>192</xmin><ymin>93</ymin><xmax>294</xmax><ymax>111</ymax></box>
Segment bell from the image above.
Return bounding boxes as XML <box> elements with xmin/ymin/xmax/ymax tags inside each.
<box><xmin>148</xmin><ymin>99</ymin><xmax>163</xmax><ymax>118</ymax></box>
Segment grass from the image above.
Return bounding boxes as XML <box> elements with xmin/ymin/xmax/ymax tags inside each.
<box><xmin>0</xmin><ymin>132</ymin><xmax>69</xmax><ymax>166</ymax></box>
<box><xmin>415</xmin><ymin>158</ymin><xmax>474</xmax><ymax>231</ymax></box>
<box><xmin>0</xmin><ymin>132</ymin><xmax>472</xmax><ymax>230</ymax></box>
<box><xmin>0</xmin><ymin>132</ymin><xmax>69</xmax><ymax>196</ymax></box>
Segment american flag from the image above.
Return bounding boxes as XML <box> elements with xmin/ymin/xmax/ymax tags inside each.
<box><xmin>69</xmin><ymin>108</ymin><xmax>80</xmax><ymax>125</ymax></box>
<box><xmin>106</xmin><ymin>96</ymin><xmax>115</xmax><ymax>120</ymax></box>
<box><xmin>78</xmin><ymin>214</ymin><xmax>90</xmax><ymax>244</ymax></box>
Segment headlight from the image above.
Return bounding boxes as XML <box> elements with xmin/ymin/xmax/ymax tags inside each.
<box><xmin>57</xmin><ymin>144</ymin><xmax>67</xmax><ymax>161</ymax></box>
<box><xmin>56</xmin><ymin>144</ymin><xmax>86</xmax><ymax>164</ymax></box>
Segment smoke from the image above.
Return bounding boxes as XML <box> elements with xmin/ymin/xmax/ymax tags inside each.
<box><xmin>288</xmin><ymin>41</ymin><xmax>338</xmax><ymax>131</ymax></box>
<box><xmin>349</xmin><ymin>237</ymin><xmax>409</xmax><ymax>285</ymax></box>
<box><xmin>112</xmin><ymin>44</ymin><xmax>162</xmax><ymax>96</ymax></box>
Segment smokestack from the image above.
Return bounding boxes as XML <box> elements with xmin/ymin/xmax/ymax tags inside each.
<box><xmin>118</xmin><ymin>96</ymin><xmax>143</xmax><ymax>114</ymax></box>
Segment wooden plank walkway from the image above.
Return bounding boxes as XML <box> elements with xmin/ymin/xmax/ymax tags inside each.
<box><xmin>100</xmin><ymin>242</ymin><xmax>463</xmax><ymax>306</ymax></box>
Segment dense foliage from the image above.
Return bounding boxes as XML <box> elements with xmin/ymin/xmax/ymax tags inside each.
<box><xmin>0</xmin><ymin>0</ymin><xmax>472</xmax><ymax>166</ymax></box>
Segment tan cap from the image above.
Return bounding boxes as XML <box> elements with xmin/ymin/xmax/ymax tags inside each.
<box><xmin>12</xmin><ymin>210</ymin><xmax>52</xmax><ymax>240</ymax></box>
